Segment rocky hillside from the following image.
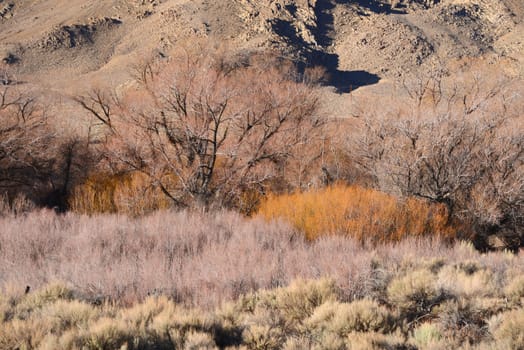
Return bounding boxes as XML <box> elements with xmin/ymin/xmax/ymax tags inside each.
<box><xmin>0</xmin><ymin>0</ymin><xmax>522</xmax><ymax>95</ymax></box>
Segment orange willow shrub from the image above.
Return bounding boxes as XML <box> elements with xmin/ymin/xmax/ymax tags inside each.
<box><xmin>257</xmin><ymin>185</ymin><xmax>457</xmax><ymax>242</ymax></box>
<box><xmin>68</xmin><ymin>172</ymin><xmax>172</xmax><ymax>216</ymax></box>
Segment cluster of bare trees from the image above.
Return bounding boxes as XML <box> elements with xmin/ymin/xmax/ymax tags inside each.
<box><xmin>1</xmin><ymin>47</ymin><xmax>325</xmax><ymax>214</ymax></box>
<box><xmin>1</xmin><ymin>44</ymin><xmax>522</xmax><ymax>250</ymax></box>
<box><xmin>354</xmin><ymin>72</ymin><xmax>523</xmax><ymax>249</ymax></box>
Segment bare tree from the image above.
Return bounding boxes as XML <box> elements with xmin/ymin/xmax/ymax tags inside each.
<box><xmin>354</xmin><ymin>72</ymin><xmax>523</xmax><ymax>249</ymax></box>
<box><xmin>80</xmin><ymin>48</ymin><xmax>324</xmax><ymax>210</ymax></box>
<box><xmin>0</xmin><ymin>86</ymin><xmax>96</xmax><ymax>211</ymax></box>
<box><xmin>0</xmin><ymin>87</ymin><xmax>53</xmax><ymax>194</ymax></box>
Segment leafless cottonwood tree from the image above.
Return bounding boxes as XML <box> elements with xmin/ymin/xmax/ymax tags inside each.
<box><xmin>80</xmin><ymin>48</ymin><xmax>325</xmax><ymax>210</ymax></box>
<box><xmin>0</xmin><ymin>87</ymin><xmax>53</xmax><ymax>195</ymax></box>
<box><xmin>0</xmin><ymin>86</ymin><xmax>95</xmax><ymax>211</ymax></box>
<box><xmin>354</xmin><ymin>72</ymin><xmax>523</xmax><ymax>249</ymax></box>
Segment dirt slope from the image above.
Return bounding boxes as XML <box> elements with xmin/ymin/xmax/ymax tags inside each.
<box><xmin>0</xmin><ymin>0</ymin><xmax>522</xmax><ymax>97</ymax></box>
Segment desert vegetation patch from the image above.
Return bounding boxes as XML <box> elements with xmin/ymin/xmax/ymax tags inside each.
<box><xmin>0</xmin><ymin>0</ymin><xmax>522</xmax><ymax>347</ymax></box>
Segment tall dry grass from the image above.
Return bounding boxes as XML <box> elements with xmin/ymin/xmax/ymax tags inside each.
<box><xmin>68</xmin><ymin>172</ymin><xmax>173</xmax><ymax>216</ymax></box>
<box><xmin>257</xmin><ymin>184</ymin><xmax>457</xmax><ymax>241</ymax></box>
<box><xmin>0</xmin><ymin>210</ymin><xmax>522</xmax><ymax>310</ymax></box>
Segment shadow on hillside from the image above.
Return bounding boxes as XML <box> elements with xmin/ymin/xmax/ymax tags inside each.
<box><xmin>339</xmin><ymin>0</ymin><xmax>406</xmax><ymax>15</ymax></box>
<box><xmin>307</xmin><ymin>50</ymin><xmax>380</xmax><ymax>93</ymax></box>
<box><xmin>272</xmin><ymin>0</ymin><xmax>381</xmax><ymax>93</ymax></box>
<box><xmin>315</xmin><ymin>0</ymin><xmax>382</xmax><ymax>92</ymax></box>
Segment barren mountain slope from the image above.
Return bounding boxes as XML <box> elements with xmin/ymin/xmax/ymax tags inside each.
<box><xmin>0</xmin><ymin>0</ymin><xmax>522</xmax><ymax>96</ymax></box>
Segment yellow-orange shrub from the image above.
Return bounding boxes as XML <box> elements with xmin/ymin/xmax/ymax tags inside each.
<box><xmin>257</xmin><ymin>185</ymin><xmax>456</xmax><ymax>242</ymax></box>
<box><xmin>68</xmin><ymin>172</ymin><xmax>172</xmax><ymax>216</ymax></box>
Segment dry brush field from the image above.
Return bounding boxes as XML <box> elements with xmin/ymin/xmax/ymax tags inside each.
<box><xmin>1</xmin><ymin>210</ymin><xmax>524</xmax><ymax>349</ymax></box>
<box><xmin>0</xmin><ymin>1</ymin><xmax>523</xmax><ymax>347</ymax></box>
<box><xmin>0</xmin><ymin>41</ymin><xmax>522</xmax><ymax>349</ymax></box>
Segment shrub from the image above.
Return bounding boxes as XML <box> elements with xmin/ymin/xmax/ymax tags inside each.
<box><xmin>242</xmin><ymin>324</ymin><xmax>284</xmax><ymax>350</ymax></box>
<box><xmin>505</xmin><ymin>275</ymin><xmax>524</xmax><ymax>305</ymax></box>
<box><xmin>436</xmin><ymin>298</ymin><xmax>493</xmax><ymax>345</ymax></box>
<box><xmin>271</xmin><ymin>278</ymin><xmax>337</xmax><ymax>327</ymax></box>
<box><xmin>237</xmin><ymin>281</ymin><xmax>398</xmax><ymax>349</ymax></box>
<box><xmin>119</xmin><ymin>296</ymin><xmax>175</xmax><ymax>329</ymax></box>
<box><xmin>490</xmin><ymin>307</ymin><xmax>524</xmax><ymax>349</ymax></box>
<box><xmin>345</xmin><ymin>331</ymin><xmax>412</xmax><ymax>350</ymax></box>
<box><xmin>306</xmin><ymin>299</ymin><xmax>396</xmax><ymax>336</ymax></box>
<box><xmin>0</xmin><ymin>193</ymin><xmax>35</xmax><ymax>217</ymax></box>
<box><xmin>38</xmin><ymin>299</ymin><xmax>97</xmax><ymax>334</ymax></box>
<box><xmin>282</xmin><ymin>337</ymin><xmax>313</xmax><ymax>350</ymax></box>
<box><xmin>238</xmin><ymin>278</ymin><xmax>338</xmax><ymax>337</ymax></box>
<box><xmin>437</xmin><ymin>265</ymin><xmax>497</xmax><ymax>298</ymax></box>
<box><xmin>120</xmin><ymin>297</ymin><xmax>216</xmax><ymax>348</ymax></box>
<box><xmin>0</xmin><ymin>284</ymin><xmax>26</xmax><ymax>324</ymax></box>
<box><xmin>387</xmin><ymin>269</ymin><xmax>444</xmax><ymax>320</ymax></box>
<box><xmin>15</xmin><ymin>283</ymin><xmax>73</xmax><ymax>320</ymax></box>
<box><xmin>411</xmin><ymin>322</ymin><xmax>442</xmax><ymax>348</ymax></box>
<box><xmin>0</xmin><ymin>318</ymin><xmax>51</xmax><ymax>350</ymax></box>
<box><xmin>258</xmin><ymin>184</ymin><xmax>456</xmax><ymax>242</ymax></box>
<box><xmin>0</xmin><ymin>298</ymin><xmax>8</xmax><ymax>324</ymax></box>
<box><xmin>3</xmin><ymin>277</ymin><xmax>524</xmax><ymax>349</ymax></box>
<box><xmin>85</xmin><ymin>317</ymin><xmax>132</xmax><ymax>349</ymax></box>
<box><xmin>1</xmin><ymin>210</ymin><xmax>522</xmax><ymax>311</ymax></box>
<box><xmin>184</xmin><ymin>331</ymin><xmax>218</xmax><ymax>350</ymax></box>
<box><xmin>313</xmin><ymin>332</ymin><xmax>346</xmax><ymax>350</ymax></box>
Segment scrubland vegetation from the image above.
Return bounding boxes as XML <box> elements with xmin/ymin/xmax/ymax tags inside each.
<box><xmin>1</xmin><ymin>210</ymin><xmax>524</xmax><ymax>349</ymax></box>
<box><xmin>1</xmin><ymin>44</ymin><xmax>521</xmax><ymax>249</ymax></box>
<box><xmin>0</xmin><ymin>41</ymin><xmax>523</xmax><ymax>348</ymax></box>
<box><xmin>0</xmin><ymin>209</ymin><xmax>461</xmax><ymax>308</ymax></box>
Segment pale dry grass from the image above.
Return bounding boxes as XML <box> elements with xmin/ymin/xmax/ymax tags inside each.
<box><xmin>0</xmin><ymin>210</ymin><xmax>523</xmax><ymax>312</ymax></box>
